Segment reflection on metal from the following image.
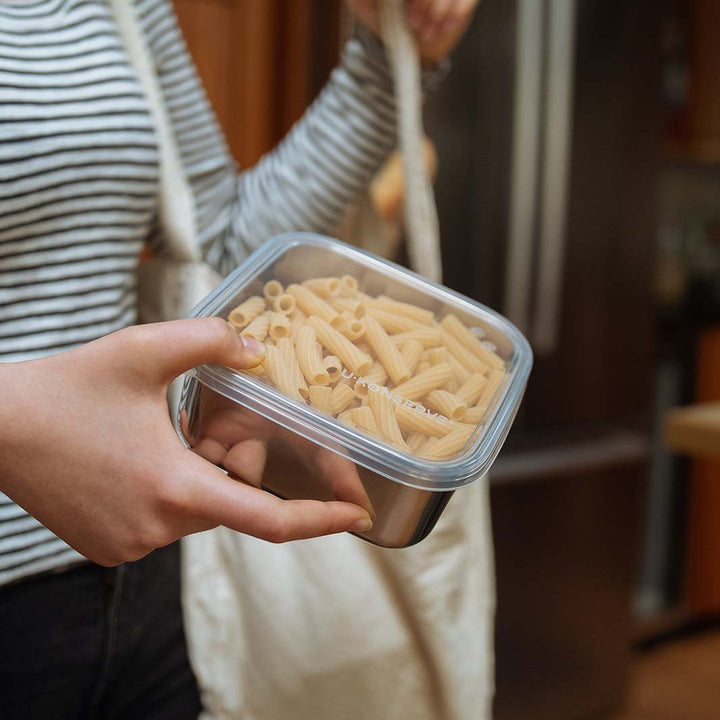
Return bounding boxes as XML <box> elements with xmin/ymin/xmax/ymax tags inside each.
<box><xmin>534</xmin><ymin>0</ymin><xmax>577</xmax><ymax>354</ymax></box>
<box><xmin>504</xmin><ymin>0</ymin><xmax>543</xmax><ymax>334</ymax></box>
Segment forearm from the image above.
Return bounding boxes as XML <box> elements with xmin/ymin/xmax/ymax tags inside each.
<box><xmin>212</xmin><ymin>28</ymin><xmax>445</xmax><ymax>274</ymax></box>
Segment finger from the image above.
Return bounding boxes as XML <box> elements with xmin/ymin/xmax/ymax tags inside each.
<box><xmin>224</xmin><ymin>439</ymin><xmax>267</xmax><ymax>489</ymax></box>
<box><xmin>421</xmin><ymin>0</ymin><xmax>456</xmax><ymax>38</ymax></box>
<box><xmin>111</xmin><ymin>317</ymin><xmax>266</xmax><ymax>386</ymax></box>
<box><xmin>406</xmin><ymin>0</ymin><xmax>434</xmax><ymax>31</ymax></box>
<box><xmin>184</xmin><ymin>454</ymin><xmax>373</xmax><ymax>542</ymax></box>
<box><xmin>314</xmin><ymin>450</ymin><xmax>375</xmax><ymax>519</ymax></box>
<box><xmin>193</xmin><ymin>437</ymin><xmax>229</xmax><ymax>466</ymax></box>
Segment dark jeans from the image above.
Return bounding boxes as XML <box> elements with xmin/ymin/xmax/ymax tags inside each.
<box><xmin>0</xmin><ymin>542</ymin><xmax>202</xmax><ymax>720</ymax></box>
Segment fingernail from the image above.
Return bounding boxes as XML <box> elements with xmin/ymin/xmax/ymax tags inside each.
<box><xmin>350</xmin><ymin>516</ymin><xmax>374</xmax><ymax>533</ymax></box>
<box><xmin>240</xmin><ymin>336</ymin><xmax>265</xmax><ymax>356</ymax></box>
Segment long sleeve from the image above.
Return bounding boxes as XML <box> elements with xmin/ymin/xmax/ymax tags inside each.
<box><xmin>135</xmin><ymin>0</ymin><xmax>441</xmax><ymax>277</ymax></box>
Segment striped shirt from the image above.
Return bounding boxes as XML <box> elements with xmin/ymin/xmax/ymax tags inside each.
<box><xmin>0</xmin><ymin>0</ymin><xmax>410</xmax><ymax>585</ymax></box>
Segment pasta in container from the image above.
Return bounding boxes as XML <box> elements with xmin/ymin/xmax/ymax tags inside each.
<box><xmin>176</xmin><ymin>234</ymin><xmax>532</xmax><ymax>548</ymax></box>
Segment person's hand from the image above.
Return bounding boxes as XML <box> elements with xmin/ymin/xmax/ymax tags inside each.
<box><xmin>0</xmin><ymin>319</ymin><xmax>374</xmax><ymax>567</ymax></box>
<box><xmin>346</xmin><ymin>0</ymin><xmax>480</xmax><ymax>63</ymax></box>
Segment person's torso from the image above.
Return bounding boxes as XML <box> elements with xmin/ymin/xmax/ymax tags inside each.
<box><xmin>0</xmin><ymin>0</ymin><xmax>160</xmax><ymax>365</ymax></box>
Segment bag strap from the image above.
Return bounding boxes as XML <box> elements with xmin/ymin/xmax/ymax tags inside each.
<box><xmin>380</xmin><ymin>0</ymin><xmax>443</xmax><ymax>283</ymax></box>
<box><xmin>109</xmin><ymin>0</ymin><xmax>198</xmax><ymax>262</ymax></box>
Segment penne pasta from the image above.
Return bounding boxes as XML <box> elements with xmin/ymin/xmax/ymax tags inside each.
<box><xmin>366</xmin><ymin>306</ymin><xmax>423</xmax><ymax>334</ymax></box>
<box><xmin>373</xmin><ymin>295</ymin><xmax>435</xmax><ymax>325</ymax></box>
<box><xmin>232</xmin><ymin>273</ymin><xmax>512</xmax><ymax>462</ymax></box>
<box><xmin>302</xmin><ymin>277</ymin><xmax>341</xmax><ymax>297</ymax></box>
<box><xmin>263</xmin><ymin>280</ymin><xmax>283</xmax><ymax>301</ymax></box>
<box><xmin>240</xmin><ymin>311</ymin><xmax>271</xmax><ymax>341</ymax></box>
<box><xmin>308</xmin><ymin>385</ymin><xmax>333</xmax><ymax>413</ymax></box>
<box><xmin>295</xmin><ymin>326</ymin><xmax>330</xmax><ymax>385</ymax></box>
<box><xmin>277</xmin><ymin>337</ymin><xmax>308</xmax><ymax>399</ymax></box>
<box><xmin>389</xmin><ymin>327</ymin><xmax>442</xmax><ymax>348</ymax></box>
<box><xmin>263</xmin><ymin>345</ymin><xmax>303</xmax><ymax>402</ymax></box>
<box><xmin>420</xmin><ymin>427</ymin><xmax>475</xmax><ymax>459</ymax></box>
<box><xmin>268</xmin><ymin>311</ymin><xmax>291</xmax><ymax>340</ymax></box>
<box><xmin>427</xmin><ymin>346</ymin><xmax>449</xmax><ymax>365</ymax></box>
<box><xmin>362</xmin><ymin>315</ymin><xmax>412</xmax><ymax>385</ymax></box>
<box><xmin>392</xmin><ymin>403</ymin><xmax>453</xmax><ymax>438</ymax></box>
<box><xmin>390</xmin><ymin>362</ymin><xmax>453</xmax><ymax>401</ymax></box>
<box><xmin>340</xmin><ymin>274</ymin><xmax>359</xmax><ymax>296</ymax></box>
<box><xmin>338</xmin><ymin>312</ymin><xmax>365</xmax><ymax>341</ymax></box>
<box><xmin>289</xmin><ymin>308</ymin><xmax>307</xmax><ymax>341</ymax></box>
<box><xmin>439</xmin><ymin>327</ymin><xmax>492</xmax><ymax>375</ymax></box>
<box><xmin>425</xmin><ymin>389</ymin><xmax>468</xmax><ymax>421</ymax></box>
<box><xmin>322</xmin><ymin>355</ymin><xmax>343</xmax><ymax>383</ymax></box>
<box><xmin>330</xmin><ymin>382</ymin><xmax>356</xmax><ymax>414</ymax></box>
<box><xmin>349</xmin><ymin>406</ymin><xmax>382</xmax><ymax>438</ymax></box>
<box><xmin>329</xmin><ymin>297</ymin><xmax>366</xmax><ymax>318</ymax></box>
<box><xmin>463</xmin><ymin>405</ymin><xmax>487</xmax><ymax>424</ymax></box>
<box><xmin>406</xmin><ymin>432</ymin><xmax>430</xmax><ymax>454</ymax></box>
<box><xmin>308</xmin><ymin>316</ymin><xmax>373</xmax><ymax>376</ymax></box>
<box><xmin>228</xmin><ymin>296</ymin><xmax>265</xmax><ymax>328</ymax></box>
<box><xmin>286</xmin><ymin>284</ymin><xmax>341</xmax><ymax>326</ymax></box>
<box><xmin>440</xmin><ymin>314</ymin><xmax>505</xmax><ymax>370</ymax></box>
<box><xmin>455</xmin><ymin>373</ymin><xmax>488</xmax><ymax>406</ymax></box>
<box><xmin>474</xmin><ymin>368</ymin><xmax>506</xmax><ymax>411</ymax></box>
<box><xmin>399</xmin><ymin>340</ymin><xmax>423</xmax><ymax>376</ymax></box>
<box><xmin>273</xmin><ymin>293</ymin><xmax>296</xmax><ymax>315</ymax></box>
<box><xmin>367</xmin><ymin>388</ymin><xmax>409</xmax><ymax>450</ymax></box>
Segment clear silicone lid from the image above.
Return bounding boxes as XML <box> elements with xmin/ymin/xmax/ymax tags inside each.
<box><xmin>183</xmin><ymin>233</ymin><xmax>532</xmax><ymax>491</ymax></box>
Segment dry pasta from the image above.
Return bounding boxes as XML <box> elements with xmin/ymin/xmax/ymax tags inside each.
<box><xmin>268</xmin><ymin>312</ymin><xmax>291</xmax><ymax>340</ymax></box>
<box><xmin>425</xmin><ymin>389</ymin><xmax>467</xmax><ymax>421</ymax></box>
<box><xmin>399</xmin><ymin>339</ymin><xmax>423</xmax><ymax>376</ymax></box>
<box><xmin>277</xmin><ymin>337</ymin><xmax>308</xmax><ymax>399</ymax></box>
<box><xmin>455</xmin><ymin>373</ymin><xmax>488</xmax><ymax>406</ymax></box>
<box><xmin>366</xmin><ymin>306</ymin><xmax>423</xmax><ymax>334</ymax></box>
<box><xmin>367</xmin><ymin>389</ymin><xmax>409</xmax><ymax>450</ymax></box>
<box><xmin>302</xmin><ymin>277</ymin><xmax>341</xmax><ymax>297</ymax></box>
<box><xmin>389</xmin><ymin>327</ymin><xmax>442</xmax><ymax>348</ymax></box>
<box><xmin>263</xmin><ymin>345</ymin><xmax>303</xmax><ymax>402</ymax></box>
<box><xmin>229</xmin><ymin>273</ymin><xmax>510</xmax><ymax>463</ymax></box>
<box><xmin>362</xmin><ymin>315</ymin><xmax>411</xmax><ymax>385</ymax></box>
<box><xmin>295</xmin><ymin>326</ymin><xmax>330</xmax><ymax>386</ymax></box>
<box><xmin>228</xmin><ymin>296</ymin><xmax>265</xmax><ymax>328</ymax></box>
<box><xmin>322</xmin><ymin>355</ymin><xmax>343</xmax><ymax>383</ymax></box>
<box><xmin>308</xmin><ymin>385</ymin><xmax>333</xmax><ymax>413</ymax></box>
<box><xmin>273</xmin><ymin>293</ymin><xmax>296</xmax><ymax>315</ymax></box>
<box><xmin>308</xmin><ymin>316</ymin><xmax>373</xmax><ymax>376</ymax></box>
<box><xmin>440</xmin><ymin>314</ymin><xmax>505</xmax><ymax>370</ymax></box>
<box><xmin>372</xmin><ymin>295</ymin><xmax>435</xmax><ymax>325</ymax></box>
<box><xmin>241</xmin><ymin>311</ymin><xmax>270</xmax><ymax>342</ymax></box>
<box><xmin>330</xmin><ymin>382</ymin><xmax>356</xmax><ymax>414</ymax></box>
<box><xmin>287</xmin><ymin>283</ymin><xmax>341</xmax><ymax>326</ymax></box>
<box><xmin>263</xmin><ymin>280</ymin><xmax>283</xmax><ymax>301</ymax></box>
<box><xmin>390</xmin><ymin>363</ymin><xmax>453</xmax><ymax>401</ymax></box>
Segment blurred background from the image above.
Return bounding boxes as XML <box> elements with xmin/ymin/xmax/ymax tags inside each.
<box><xmin>172</xmin><ymin>0</ymin><xmax>720</xmax><ymax>718</ymax></box>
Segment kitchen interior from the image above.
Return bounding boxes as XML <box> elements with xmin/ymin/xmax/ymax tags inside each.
<box><xmin>172</xmin><ymin>0</ymin><xmax>720</xmax><ymax>718</ymax></box>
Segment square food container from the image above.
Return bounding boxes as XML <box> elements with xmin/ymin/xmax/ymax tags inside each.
<box><xmin>176</xmin><ymin>233</ymin><xmax>532</xmax><ymax>548</ymax></box>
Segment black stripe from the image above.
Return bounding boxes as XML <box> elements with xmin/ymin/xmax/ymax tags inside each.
<box><xmin>0</xmin><ymin>262</ymin><xmax>137</xmax><ymax>290</ymax></box>
<box><xmin>0</xmin><ymin>108</ymin><xmax>153</xmax><ymax>125</ymax></box>
<box><xmin>0</xmin><ymin>298</ymin><xmax>136</xmax><ymax>342</ymax></box>
<box><xmin>4</xmin><ymin>157</ymin><xmax>158</xmax><ymax>184</ymax></box>
<box><xmin>0</xmin><ymin>543</ymin><xmax>77</xmax><ymax>571</ymax></box>
<box><xmin>0</xmin><ymin>207</ymin><xmax>152</xmax><ymax>237</ymax></box>
<box><xmin>1</xmin><ymin>174</ymin><xmax>156</xmax><ymax>203</ymax></box>
<box><xmin>0</xmin><ymin>283</ymin><xmax>133</xmax><ymax>313</ymax></box>
<box><xmin>0</xmin><ymin>90</ymin><xmax>144</xmax><ymax>107</ymax></box>
<box><xmin>0</xmin><ymin>141</ymin><xmax>158</xmax><ymax>167</ymax></box>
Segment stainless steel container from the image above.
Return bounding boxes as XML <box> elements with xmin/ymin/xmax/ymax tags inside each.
<box><xmin>176</xmin><ymin>233</ymin><xmax>532</xmax><ymax>548</ymax></box>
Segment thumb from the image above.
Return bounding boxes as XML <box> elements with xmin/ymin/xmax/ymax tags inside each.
<box><xmin>113</xmin><ymin>317</ymin><xmax>266</xmax><ymax>386</ymax></box>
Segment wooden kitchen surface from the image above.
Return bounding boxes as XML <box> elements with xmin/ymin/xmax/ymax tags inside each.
<box><xmin>610</xmin><ymin>629</ymin><xmax>720</xmax><ymax>720</ymax></box>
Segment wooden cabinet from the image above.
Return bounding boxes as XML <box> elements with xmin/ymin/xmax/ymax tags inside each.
<box><xmin>172</xmin><ymin>0</ymin><xmax>341</xmax><ymax>168</ymax></box>
<box><xmin>665</xmin><ymin>0</ymin><xmax>720</xmax><ymax>161</ymax></box>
